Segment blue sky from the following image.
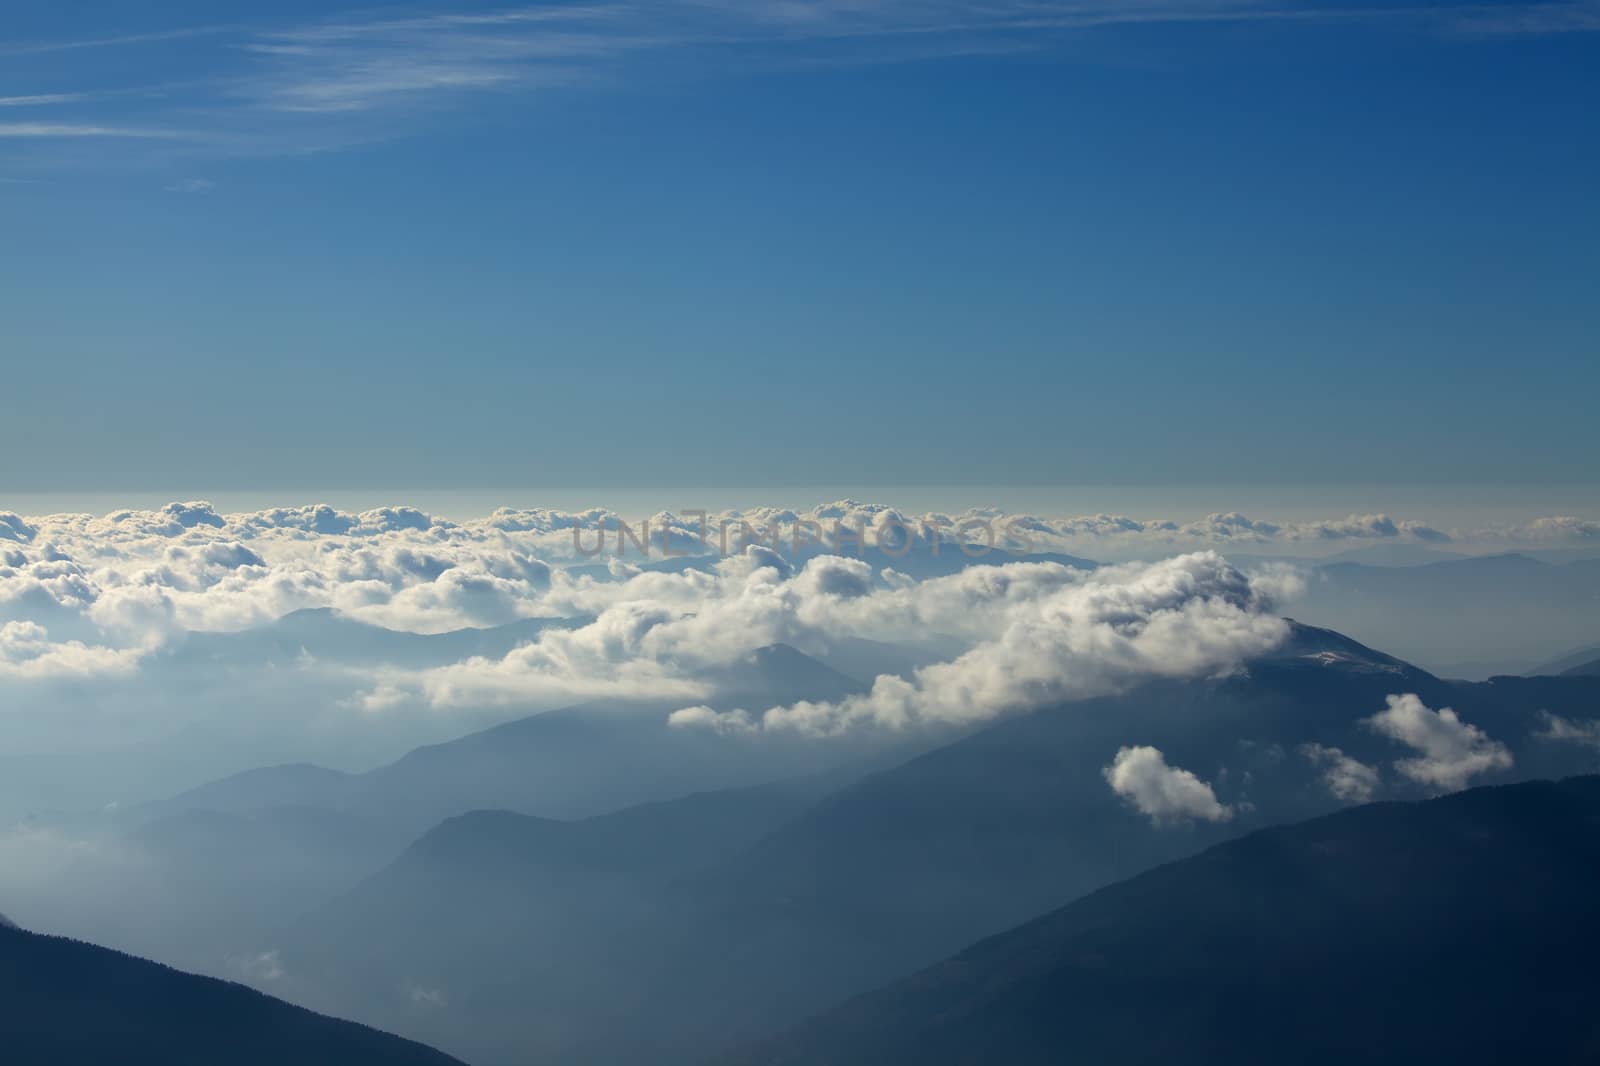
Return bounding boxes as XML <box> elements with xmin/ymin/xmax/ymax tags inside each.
<box><xmin>2</xmin><ymin>1</ymin><xmax>1597</xmax><ymax>491</ymax></box>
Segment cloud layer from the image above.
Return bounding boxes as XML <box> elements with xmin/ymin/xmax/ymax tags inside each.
<box><xmin>670</xmin><ymin>552</ymin><xmax>1296</xmax><ymax>736</ymax></box>
<box><xmin>2</xmin><ymin>498</ymin><xmax>1596</xmax><ymax>695</ymax></box>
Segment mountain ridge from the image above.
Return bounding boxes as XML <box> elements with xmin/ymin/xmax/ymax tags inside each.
<box><xmin>0</xmin><ymin>921</ymin><xmax>465</xmax><ymax>1066</ymax></box>
<box><xmin>265</xmin><ymin>626</ymin><xmax>1600</xmax><ymax>1065</ymax></box>
<box><xmin>725</xmin><ymin>776</ymin><xmax>1600</xmax><ymax>1066</ymax></box>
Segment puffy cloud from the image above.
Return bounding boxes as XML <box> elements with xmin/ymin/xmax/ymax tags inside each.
<box><xmin>235</xmin><ymin>504</ymin><xmax>358</xmax><ymax>535</ymax></box>
<box><xmin>1299</xmin><ymin>743</ymin><xmax>1380</xmax><ymax>803</ymax></box>
<box><xmin>0</xmin><ymin>513</ymin><xmax>35</xmax><ymax>543</ymax></box>
<box><xmin>407</xmin><ymin>984</ymin><xmax>447</xmax><ymax>1010</ymax></box>
<box><xmin>1535</xmin><ymin>711</ymin><xmax>1600</xmax><ymax>750</ymax></box>
<box><xmin>0</xmin><ymin>498</ymin><xmax>1591</xmax><ymax>708</ymax></box>
<box><xmin>159</xmin><ymin>501</ymin><xmax>225</xmax><ymax>530</ymax></box>
<box><xmin>1498</xmin><ymin>516</ymin><xmax>1600</xmax><ymax>543</ymax></box>
<box><xmin>667</xmin><ymin>705</ymin><xmax>757</xmax><ymax>736</ymax></box>
<box><xmin>100</xmin><ymin>501</ymin><xmax>225</xmax><ymax>537</ymax></box>
<box><xmin>674</xmin><ymin>553</ymin><xmax>1294</xmax><ymax>736</ymax></box>
<box><xmin>0</xmin><ymin>504</ymin><xmax>582</xmax><ymax>645</ymax></box>
<box><xmin>1364</xmin><ymin>693</ymin><xmax>1512</xmax><ymax>793</ymax></box>
<box><xmin>370</xmin><ymin>631</ymin><xmax>710</xmax><ymax>711</ymax></box>
<box><xmin>0</xmin><ymin>552</ymin><xmax>99</xmax><ymax>627</ymax></box>
<box><xmin>232</xmin><ymin>950</ymin><xmax>285</xmax><ymax>983</ymax></box>
<box><xmin>1103</xmin><ymin>745</ymin><xmax>1232</xmax><ymax>825</ymax></box>
<box><xmin>0</xmin><ymin>620</ymin><xmax>142</xmax><ymax>681</ymax></box>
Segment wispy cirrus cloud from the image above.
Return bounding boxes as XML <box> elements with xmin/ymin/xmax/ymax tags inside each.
<box><xmin>1448</xmin><ymin>0</ymin><xmax>1600</xmax><ymax>35</ymax></box>
<box><xmin>0</xmin><ymin>94</ymin><xmax>90</xmax><ymax>108</ymax></box>
<box><xmin>0</xmin><ymin>24</ymin><xmax>239</xmax><ymax>58</ymax></box>
<box><xmin>0</xmin><ymin>123</ymin><xmax>200</xmax><ymax>139</ymax></box>
<box><xmin>164</xmin><ymin>177</ymin><xmax>215</xmax><ymax>193</ymax></box>
<box><xmin>4</xmin><ymin>1</ymin><xmax>1595</xmax><ymax>172</ymax></box>
<box><xmin>230</xmin><ymin>0</ymin><xmax>1422</xmax><ymax>116</ymax></box>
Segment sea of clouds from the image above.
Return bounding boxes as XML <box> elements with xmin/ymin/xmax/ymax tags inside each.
<box><xmin>1</xmin><ymin>499</ymin><xmax>1596</xmax><ymax>701</ymax></box>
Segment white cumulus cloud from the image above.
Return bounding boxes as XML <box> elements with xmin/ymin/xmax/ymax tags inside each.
<box><xmin>674</xmin><ymin>552</ymin><xmax>1295</xmax><ymax>736</ymax></box>
<box><xmin>1364</xmin><ymin>693</ymin><xmax>1512</xmax><ymax>793</ymax></box>
<box><xmin>1535</xmin><ymin>711</ymin><xmax>1600</xmax><ymax>751</ymax></box>
<box><xmin>1299</xmin><ymin>742</ymin><xmax>1380</xmax><ymax>803</ymax></box>
<box><xmin>1103</xmin><ymin>745</ymin><xmax>1232</xmax><ymax>826</ymax></box>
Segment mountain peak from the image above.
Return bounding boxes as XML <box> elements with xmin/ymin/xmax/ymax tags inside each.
<box><xmin>1264</xmin><ymin>621</ymin><xmax>1422</xmax><ymax>676</ymax></box>
<box><xmin>713</xmin><ymin>643</ymin><xmax>866</xmax><ymax>704</ymax></box>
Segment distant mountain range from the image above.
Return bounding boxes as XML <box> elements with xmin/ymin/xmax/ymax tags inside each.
<box><xmin>144</xmin><ymin>642</ymin><xmax>910</xmax><ymax>830</ymax></box>
<box><xmin>5</xmin><ymin>642</ymin><xmax>938</xmax><ymax>978</ymax></box>
<box><xmin>1281</xmin><ymin>553</ymin><xmax>1600</xmax><ymax>680</ymax></box>
<box><xmin>729</xmin><ymin>776</ymin><xmax>1600</xmax><ymax>1066</ymax></box>
<box><xmin>170</xmin><ymin>607</ymin><xmax>587</xmax><ymax>670</ymax></box>
<box><xmin>1527</xmin><ymin>641</ymin><xmax>1600</xmax><ymax>677</ymax></box>
<box><xmin>280</xmin><ymin>771</ymin><xmax>862</xmax><ymax>1064</ymax></box>
<box><xmin>0</xmin><ymin>920</ymin><xmax>463</xmax><ymax>1066</ymax></box>
<box><xmin>13</xmin><ymin>551</ymin><xmax>1600</xmax><ymax>1063</ymax></box>
<box><xmin>253</xmin><ymin>623</ymin><xmax>1600</xmax><ymax>1065</ymax></box>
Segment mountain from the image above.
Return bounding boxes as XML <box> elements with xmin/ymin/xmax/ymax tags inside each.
<box><xmin>1430</xmin><ymin>655</ymin><xmax>1537</xmax><ymax>681</ymax></box>
<box><xmin>1290</xmin><ymin>554</ymin><xmax>1600</xmax><ymax>679</ymax></box>
<box><xmin>275</xmin><ymin>771</ymin><xmax>864</xmax><ymax>1065</ymax></box>
<box><xmin>264</xmin><ymin>624</ymin><xmax>1600</xmax><ymax>1065</ymax></box>
<box><xmin>126</xmin><ymin>805</ymin><xmax>413</xmax><ymax>966</ymax></box>
<box><xmin>1314</xmin><ymin>543</ymin><xmax>1465</xmax><ymax>566</ymax></box>
<box><xmin>730</xmin><ymin>777</ymin><xmax>1600</xmax><ymax>1066</ymax></box>
<box><xmin>145</xmin><ymin>763</ymin><xmax>360</xmax><ymax>816</ymax></box>
<box><xmin>170</xmin><ymin>608</ymin><xmax>584</xmax><ymax>670</ymax></box>
<box><xmin>1564</xmin><ymin>657</ymin><xmax>1600</xmax><ymax>676</ymax></box>
<box><xmin>0</xmin><ymin>921</ymin><xmax>464</xmax><ymax>1066</ymax></box>
<box><xmin>1527</xmin><ymin>641</ymin><xmax>1600</xmax><ymax>676</ymax></box>
<box><xmin>144</xmin><ymin>642</ymin><xmax>898</xmax><ymax>829</ymax></box>
<box><xmin>6</xmin><ymin>643</ymin><xmax>946</xmax><ymax>988</ymax></box>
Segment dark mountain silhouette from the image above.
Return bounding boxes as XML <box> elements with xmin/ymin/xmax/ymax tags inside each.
<box><xmin>1562</xmin><ymin>656</ymin><xmax>1600</xmax><ymax>676</ymax></box>
<box><xmin>729</xmin><ymin>776</ymin><xmax>1600</xmax><ymax>1066</ymax></box>
<box><xmin>266</xmin><ymin>624</ymin><xmax>1600</xmax><ymax>1065</ymax></box>
<box><xmin>0</xmin><ymin>920</ymin><xmax>464</xmax><ymax>1066</ymax></box>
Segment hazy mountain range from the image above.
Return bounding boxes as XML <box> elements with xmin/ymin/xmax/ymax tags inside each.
<box><xmin>1527</xmin><ymin>642</ymin><xmax>1600</xmax><ymax>677</ymax></box>
<box><xmin>97</xmin><ymin>622</ymin><xmax>1591</xmax><ymax>1066</ymax></box>
<box><xmin>0</xmin><ymin>919</ymin><xmax>463</xmax><ymax>1065</ymax></box>
<box><xmin>729</xmin><ymin>776</ymin><xmax>1600</xmax><ymax>1066</ymax></box>
<box><xmin>5</xmin><ymin>560</ymin><xmax>1600</xmax><ymax>1063</ymax></box>
<box><xmin>11</xmin><ymin>770</ymin><xmax>1600</xmax><ymax>1064</ymax></box>
<box><xmin>1284</xmin><ymin>553</ymin><xmax>1600</xmax><ymax>680</ymax></box>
